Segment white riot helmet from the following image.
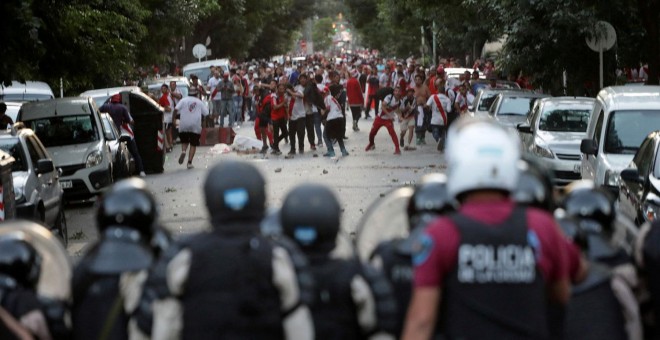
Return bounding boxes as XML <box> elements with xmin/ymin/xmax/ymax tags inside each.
<box><xmin>446</xmin><ymin>118</ymin><xmax>521</xmax><ymax>200</ymax></box>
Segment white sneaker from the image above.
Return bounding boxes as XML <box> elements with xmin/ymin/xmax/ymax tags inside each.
<box><xmin>139</xmin><ymin>171</ymin><xmax>146</xmax><ymax>177</ymax></box>
<box><xmin>187</xmin><ymin>163</ymin><xmax>194</xmax><ymax>169</ymax></box>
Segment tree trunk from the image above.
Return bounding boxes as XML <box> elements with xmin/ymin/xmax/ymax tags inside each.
<box><xmin>638</xmin><ymin>0</ymin><xmax>659</xmax><ymax>84</ymax></box>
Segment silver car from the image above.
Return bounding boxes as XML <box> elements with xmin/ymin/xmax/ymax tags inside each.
<box><xmin>0</xmin><ymin>127</ymin><xmax>67</xmax><ymax>244</ymax></box>
<box><xmin>517</xmin><ymin>97</ymin><xmax>595</xmax><ymax>185</ymax></box>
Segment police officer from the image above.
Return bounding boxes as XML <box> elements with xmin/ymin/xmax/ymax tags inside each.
<box><xmin>143</xmin><ymin>161</ymin><xmax>314</xmax><ymax>339</ymax></box>
<box><xmin>369</xmin><ymin>174</ymin><xmax>454</xmax><ymax>337</ymax></box>
<box><xmin>71</xmin><ymin>178</ymin><xmax>160</xmax><ymax>340</ymax></box>
<box><xmin>638</xmin><ymin>209</ymin><xmax>660</xmax><ymax>339</ymax></box>
<box><xmin>512</xmin><ymin>157</ymin><xmax>556</xmax><ymax>213</ymax></box>
<box><xmin>403</xmin><ymin>119</ymin><xmax>571</xmax><ymax>339</ymax></box>
<box><xmin>556</xmin><ymin>217</ymin><xmax>631</xmax><ymax>340</ymax></box>
<box><xmin>561</xmin><ymin>186</ymin><xmax>642</xmax><ymax>340</ymax></box>
<box><xmin>0</xmin><ymin>234</ymin><xmax>54</xmax><ymax>340</ymax></box>
<box><xmin>280</xmin><ymin>183</ymin><xmax>398</xmax><ymax>339</ymax></box>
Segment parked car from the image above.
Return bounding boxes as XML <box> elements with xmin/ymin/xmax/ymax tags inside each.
<box><xmin>580</xmin><ymin>86</ymin><xmax>660</xmax><ymax>196</ymax></box>
<box><xmin>0</xmin><ymin>127</ymin><xmax>67</xmax><ymax>244</ymax></box>
<box><xmin>0</xmin><ymin>81</ymin><xmax>55</xmax><ymax>102</ymax></box>
<box><xmin>488</xmin><ymin>91</ymin><xmax>550</xmax><ymax>129</ymax></box>
<box><xmin>79</xmin><ymin>86</ymin><xmax>141</xmax><ymax>108</ymax></box>
<box><xmin>619</xmin><ymin>131</ymin><xmax>660</xmax><ymax>225</ymax></box>
<box><xmin>471</xmin><ymin>80</ymin><xmax>521</xmax><ymax>94</ymax></box>
<box><xmin>17</xmin><ymin>97</ymin><xmax>114</xmax><ymax>199</ymax></box>
<box><xmin>100</xmin><ymin>113</ymin><xmax>133</xmax><ymax>179</ymax></box>
<box><xmin>470</xmin><ymin>88</ymin><xmax>525</xmax><ymax>117</ymax></box>
<box><xmin>182</xmin><ymin>59</ymin><xmax>230</xmax><ymax>86</ymax></box>
<box><xmin>517</xmin><ymin>97</ymin><xmax>595</xmax><ymax>185</ymax></box>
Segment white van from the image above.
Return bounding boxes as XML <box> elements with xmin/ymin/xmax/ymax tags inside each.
<box><xmin>0</xmin><ymin>81</ymin><xmax>55</xmax><ymax>102</ymax></box>
<box><xmin>580</xmin><ymin>86</ymin><xmax>660</xmax><ymax>195</ymax></box>
<box><xmin>182</xmin><ymin>59</ymin><xmax>230</xmax><ymax>86</ymax></box>
<box><xmin>17</xmin><ymin>97</ymin><xmax>114</xmax><ymax>199</ymax></box>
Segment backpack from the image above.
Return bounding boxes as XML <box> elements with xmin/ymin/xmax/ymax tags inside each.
<box><xmin>376</xmin><ymin>87</ymin><xmax>394</xmax><ymax>101</ymax></box>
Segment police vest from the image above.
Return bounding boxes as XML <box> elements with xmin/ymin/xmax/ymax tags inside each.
<box><xmin>308</xmin><ymin>257</ymin><xmax>363</xmax><ymax>340</ymax></box>
<box><xmin>371</xmin><ymin>240</ymin><xmax>413</xmax><ymax>337</ymax></box>
<box><xmin>71</xmin><ymin>275</ymin><xmax>127</xmax><ymax>340</ymax></box>
<box><xmin>565</xmin><ymin>263</ymin><xmax>626</xmax><ymax>340</ymax></box>
<box><xmin>182</xmin><ymin>231</ymin><xmax>284</xmax><ymax>340</ymax></box>
<box><xmin>441</xmin><ymin>206</ymin><xmax>548</xmax><ymax>339</ymax></box>
<box><xmin>643</xmin><ymin>222</ymin><xmax>660</xmax><ymax>334</ymax></box>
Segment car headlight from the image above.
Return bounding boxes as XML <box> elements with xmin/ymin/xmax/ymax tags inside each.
<box><xmin>644</xmin><ymin>202</ymin><xmax>659</xmax><ymax>222</ymax></box>
<box><xmin>14</xmin><ymin>185</ymin><xmax>24</xmax><ymax>203</ymax></box>
<box><xmin>604</xmin><ymin>169</ymin><xmax>621</xmax><ymax>187</ymax></box>
<box><xmin>86</xmin><ymin>150</ymin><xmax>103</xmax><ymax>168</ymax></box>
<box><xmin>532</xmin><ymin>143</ymin><xmax>554</xmax><ymax>159</ymax></box>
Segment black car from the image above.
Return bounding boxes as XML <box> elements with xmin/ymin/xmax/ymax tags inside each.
<box><xmin>619</xmin><ymin>131</ymin><xmax>660</xmax><ymax>225</ymax></box>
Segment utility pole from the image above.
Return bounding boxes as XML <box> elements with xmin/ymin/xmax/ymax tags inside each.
<box><xmin>432</xmin><ymin>21</ymin><xmax>437</xmax><ymax>66</ymax></box>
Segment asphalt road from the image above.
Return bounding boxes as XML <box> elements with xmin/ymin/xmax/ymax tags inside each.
<box><xmin>65</xmin><ymin>117</ymin><xmax>446</xmax><ymax>258</ymax></box>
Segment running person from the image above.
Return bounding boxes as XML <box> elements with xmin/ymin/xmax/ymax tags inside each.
<box><xmin>365</xmin><ymin>86</ymin><xmax>403</xmax><ymax>155</ymax></box>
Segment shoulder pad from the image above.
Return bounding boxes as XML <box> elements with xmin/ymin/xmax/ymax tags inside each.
<box><xmin>133</xmin><ymin>240</ymin><xmax>188</xmax><ymax>335</ymax></box>
<box><xmin>270</xmin><ymin>235</ymin><xmax>316</xmax><ymax>309</ymax></box>
<box><xmin>359</xmin><ymin>261</ymin><xmax>399</xmax><ymax>335</ymax></box>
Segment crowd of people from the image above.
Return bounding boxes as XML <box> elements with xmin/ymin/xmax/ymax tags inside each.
<box><xmin>160</xmin><ymin>55</ymin><xmax>518</xmax><ymax>160</ymax></box>
<box><xmin>2</xmin><ymin>115</ymin><xmax>660</xmax><ymax>339</ymax></box>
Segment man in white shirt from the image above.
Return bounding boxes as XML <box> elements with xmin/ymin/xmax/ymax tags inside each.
<box><xmin>425</xmin><ymin>78</ymin><xmax>452</xmax><ymax>152</ymax></box>
<box><xmin>321</xmin><ymin>87</ymin><xmax>349</xmax><ymax>157</ymax></box>
<box><xmin>207</xmin><ymin>70</ymin><xmax>222</xmax><ymax>125</ymax></box>
<box><xmin>286</xmin><ymin>82</ymin><xmax>307</xmax><ymax>156</ymax></box>
<box><xmin>174</xmin><ymin>87</ymin><xmax>209</xmax><ymax>169</ymax></box>
<box><xmin>365</xmin><ymin>86</ymin><xmax>403</xmax><ymax>155</ymax></box>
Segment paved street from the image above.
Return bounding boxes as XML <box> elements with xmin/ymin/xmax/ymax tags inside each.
<box><xmin>65</xmin><ymin>118</ymin><xmax>446</xmax><ymax>258</ymax></box>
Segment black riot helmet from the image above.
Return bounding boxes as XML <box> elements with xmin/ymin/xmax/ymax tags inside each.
<box><xmin>0</xmin><ymin>234</ymin><xmax>42</xmax><ymax>289</ymax></box>
<box><xmin>204</xmin><ymin>161</ymin><xmax>266</xmax><ymax>225</ymax></box>
<box><xmin>280</xmin><ymin>183</ymin><xmax>341</xmax><ymax>255</ymax></box>
<box><xmin>556</xmin><ymin>217</ymin><xmax>589</xmax><ymax>252</ymax></box>
<box><xmin>96</xmin><ymin>178</ymin><xmax>158</xmax><ymax>241</ymax></box>
<box><xmin>513</xmin><ymin>158</ymin><xmax>556</xmax><ymax>212</ymax></box>
<box><xmin>406</xmin><ymin>173</ymin><xmax>453</xmax><ymax>229</ymax></box>
<box><xmin>562</xmin><ymin>187</ymin><xmax>615</xmax><ymax>234</ymax></box>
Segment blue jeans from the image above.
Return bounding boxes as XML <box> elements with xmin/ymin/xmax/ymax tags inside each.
<box><xmin>219</xmin><ymin>100</ymin><xmax>233</xmax><ymax>127</ymax></box>
<box><xmin>212</xmin><ymin>99</ymin><xmax>222</xmax><ymax>116</ymax></box>
<box><xmin>232</xmin><ymin>96</ymin><xmax>243</xmax><ymax>124</ymax></box>
<box><xmin>430</xmin><ymin>125</ymin><xmax>446</xmax><ymax>150</ymax></box>
<box><xmin>313</xmin><ymin>111</ymin><xmax>323</xmax><ymax>144</ymax></box>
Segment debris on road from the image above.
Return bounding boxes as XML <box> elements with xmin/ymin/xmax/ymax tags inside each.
<box><xmin>275</xmin><ymin>168</ymin><xmax>282</xmax><ymax>173</ymax></box>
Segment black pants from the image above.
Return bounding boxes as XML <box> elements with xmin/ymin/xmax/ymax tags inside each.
<box><xmin>305</xmin><ymin>114</ymin><xmax>315</xmax><ymax>146</ymax></box>
<box><xmin>288</xmin><ymin>118</ymin><xmax>306</xmax><ymax>152</ymax></box>
<box><xmin>366</xmin><ymin>94</ymin><xmax>379</xmax><ymax>117</ymax></box>
<box><xmin>272</xmin><ymin>118</ymin><xmax>288</xmax><ymax>152</ymax></box>
<box><xmin>126</xmin><ymin>138</ymin><xmax>144</xmax><ymax>173</ymax></box>
<box><xmin>350</xmin><ymin>105</ymin><xmax>362</xmax><ymax>122</ymax></box>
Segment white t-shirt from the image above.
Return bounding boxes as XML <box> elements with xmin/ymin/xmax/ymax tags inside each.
<box><xmin>380</xmin><ymin>94</ymin><xmax>401</xmax><ymax>120</ymax></box>
<box><xmin>324</xmin><ymin>95</ymin><xmax>343</xmax><ymax>121</ymax></box>
<box><xmin>164</xmin><ymin>94</ymin><xmax>175</xmax><ymax>123</ymax></box>
<box><xmin>207</xmin><ymin>77</ymin><xmax>221</xmax><ymax>100</ymax></box>
<box><xmin>426</xmin><ymin>94</ymin><xmax>452</xmax><ymax>126</ymax></box>
<box><xmin>290</xmin><ymin>85</ymin><xmax>306</xmax><ymax>120</ymax></box>
<box><xmin>175</xmin><ymin>96</ymin><xmax>209</xmax><ymax>134</ymax></box>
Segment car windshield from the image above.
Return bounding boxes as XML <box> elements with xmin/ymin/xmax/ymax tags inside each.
<box><xmin>539</xmin><ymin>108</ymin><xmax>591</xmax><ymax>132</ymax></box>
<box><xmin>605</xmin><ymin>110</ymin><xmax>660</xmax><ymax>154</ymax></box>
<box><xmin>0</xmin><ymin>94</ymin><xmax>53</xmax><ymax>101</ymax></box>
<box><xmin>5</xmin><ymin>106</ymin><xmax>20</xmax><ymax>122</ymax></box>
<box><xmin>149</xmin><ymin>84</ymin><xmax>189</xmax><ymax>98</ymax></box>
<box><xmin>0</xmin><ymin>138</ymin><xmax>27</xmax><ymax>172</ymax></box>
<box><xmin>478</xmin><ymin>93</ymin><xmax>498</xmax><ymax>111</ymax></box>
<box><xmin>497</xmin><ymin>97</ymin><xmax>536</xmax><ymax>116</ymax></box>
<box><xmin>92</xmin><ymin>96</ymin><xmax>109</xmax><ymax>108</ymax></box>
<box><xmin>24</xmin><ymin>115</ymin><xmax>99</xmax><ymax>147</ymax></box>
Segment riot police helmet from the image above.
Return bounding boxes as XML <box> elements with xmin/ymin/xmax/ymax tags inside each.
<box><xmin>562</xmin><ymin>186</ymin><xmax>615</xmax><ymax>234</ymax></box>
<box><xmin>96</xmin><ymin>178</ymin><xmax>158</xmax><ymax>241</ymax></box>
<box><xmin>406</xmin><ymin>173</ymin><xmax>453</xmax><ymax>228</ymax></box>
<box><xmin>0</xmin><ymin>234</ymin><xmax>41</xmax><ymax>289</ymax></box>
<box><xmin>513</xmin><ymin>157</ymin><xmax>556</xmax><ymax>212</ymax></box>
<box><xmin>280</xmin><ymin>183</ymin><xmax>341</xmax><ymax>255</ymax></box>
<box><xmin>204</xmin><ymin>161</ymin><xmax>266</xmax><ymax>225</ymax></box>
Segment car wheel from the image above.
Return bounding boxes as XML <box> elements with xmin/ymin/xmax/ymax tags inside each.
<box><xmin>54</xmin><ymin>208</ymin><xmax>68</xmax><ymax>248</ymax></box>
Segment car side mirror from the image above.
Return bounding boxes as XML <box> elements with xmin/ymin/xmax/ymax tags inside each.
<box><xmin>580</xmin><ymin>139</ymin><xmax>598</xmax><ymax>155</ymax></box>
<box><xmin>516</xmin><ymin>123</ymin><xmax>532</xmax><ymax>134</ymax></box>
<box><xmin>36</xmin><ymin>159</ymin><xmax>54</xmax><ymax>174</ymax></box>
<box><xmin>620</xmin><ymin>168</ymin><xmax>643</xmax><ymax>183</ymax></box>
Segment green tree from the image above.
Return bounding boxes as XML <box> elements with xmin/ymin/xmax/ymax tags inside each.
<box><xmin>313</xmin><ymin>17</ymin><xmax>334</xmax><ymax>52</ymax></box>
